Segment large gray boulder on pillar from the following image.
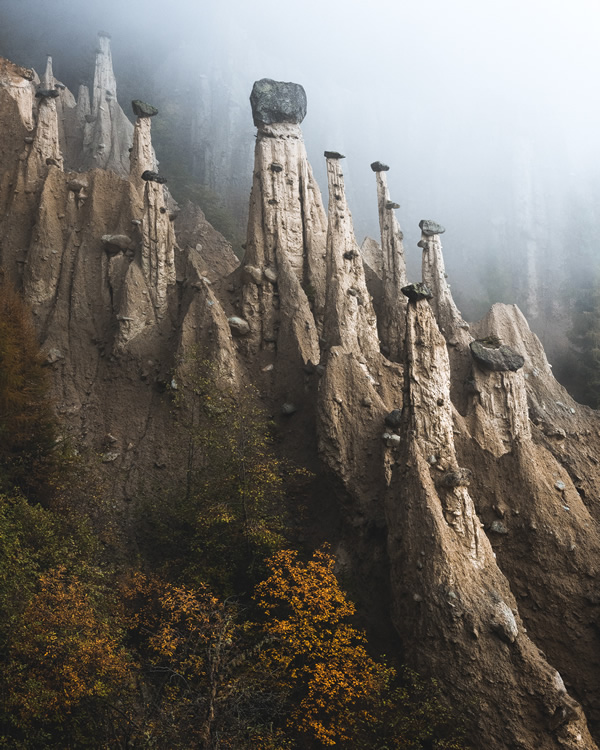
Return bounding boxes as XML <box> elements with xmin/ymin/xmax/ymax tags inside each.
<box><xmin>370</xmin><ymin>161</ymin><xmax>390</xmax><ymax>172</ymax></box>
<box><xmin>250</xmin><ymin>79</ymin><xmax>307</xmax><ymax>127</ymax></box>
<box><xmin>132</xmin><ymin>99</ymin><xmax>158</xmax><ymax>117</ymax></box>
<box><xmin>402</xmin><ymin>282</ymin><xmax>433</xmax><ymax>302</ymax></box>
<box><xmin>470</xmin><ymin>339</ymin><xmax>525</xmax><ymax>372</ymax></box>
<box><xmin>419</xmin><ymin>219</ymin><xmax>446</xmax><ymax>236</ymax></box>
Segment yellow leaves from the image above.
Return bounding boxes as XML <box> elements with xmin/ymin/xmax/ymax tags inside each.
<box><xmin>255</xmin><ymin>546</ymin><xmax>390</xmax><ymax>746</ymax></box>
<box><xmin>8</xmin><ymin>566</ymin><xmax>132</xmax><ymax>723</ymax></box>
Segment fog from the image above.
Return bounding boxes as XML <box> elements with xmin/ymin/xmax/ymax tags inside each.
<box><xmin>2</xmin><ymin>0</ymin><xmax>600</xmax><ymax>363</ymax></box>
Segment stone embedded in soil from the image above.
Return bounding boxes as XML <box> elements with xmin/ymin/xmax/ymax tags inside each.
<box><xmin>227</xmin><ymin>316</ymin><xmax>250</xmax><ymax>336</ymax></box>
<box><xmin>442</xmin><ymin>468</ymin><xmax>472</xmax><ymax>487</ymax></box>
<box><xmin>250</xmin><ymin>78</ymin><xmax>307</xmax><ymax>126</ymax></box>
<box><xmin>384</xmin><ymin>409</ymin><xmax>402</xmax><ymax>428</ymax></box>
<box><xmin>490</xmin><ymin>601</ymin><xmax>519</xmax><ymax>643</ymax></box>
<box><xmin>470</xmin><ymin>340</ymin><xmax>525</xmax><ymax>372</ymax></box>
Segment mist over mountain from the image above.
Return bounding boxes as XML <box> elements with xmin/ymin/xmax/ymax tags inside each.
<box><xmin>2</xmin><ymin>0</ymin><xmax>600</xmax><ymax>373</ymax></box>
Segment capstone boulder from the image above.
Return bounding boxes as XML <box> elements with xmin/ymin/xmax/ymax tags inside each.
<box><xmin>250</xmin><ymin>78</ymin><xmax>307</xmax><ymax>126</ymax></box>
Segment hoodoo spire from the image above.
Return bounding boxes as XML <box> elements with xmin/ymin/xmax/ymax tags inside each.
<box><xmin>371</xmin><ymin>160</ymin><xmax>407</xmax><ymax>361</ymax></box>
<box><xmin>82</xmin><ymin>32</ymin><xmax>133</xmax><ymax>175</ymax></box>
<box><xmin>239</xmin><ymin>78</ymin><xmax>326</xmax><ymax>400</ymax></box>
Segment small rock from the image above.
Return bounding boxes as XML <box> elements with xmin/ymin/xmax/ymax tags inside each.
<box><xmin>68</xmin><ymin>178</ymin><xmax>88</xmax><ymax>192</ymax></box>
<box><xmin>315</xmin><ymin>364</ymin><xmax>325</xmax><ymax>376</ymax></box>
<box><xmin>24</xmin><ymin>136</ymin><xmax>34</xmax><ymax>144</ymax></box>
<box><xmin>555</xmin><ymin>480</ymin><xmax>566</xmax><ymax>491</ymax></box>
<box><xmin>361</xmin><ymin>397</ymin><xmax>372</xmax><ymax>407</ymax></box>
<box><xmin>281</xmin><ymin>402</ymin><xmax>297</xmax><ymax>416</ymax></box>
<box><xmin>101</xmin><ymin>234</ymin><xmax>132</xmax><ymax>254</ymax></box>
<box><xmin>442</xmin><ymin>468</ymin><xmax>472</xmax><ymax>488</ymax></box>
<box><xmin>46</xmin><ymin>347</ymin><xmax>63</xmax><ymax>364</ymax></box>
<box><xmin>490</xmin><ymin>520</ymin><xmax>509</xmax><ymax>535</ymax></box>
<box><xmin>383</xmin><ymin>433</ymin><xmax>402</xmax><ymax>448</ymax></box>
<box><xmin>243</xmin><ymin>265</ymin><xmax>263</xmax><ymax>285</ymax></box>
<box><xmin>324</xmin><ymin>150</ymin><xmax>345</xmax><ymax>159</ymax></box>
<box><xmin>102</xmin><ymin>452</ymin><xmax>120</xmax><ymax>463</ymax></box>
<box><xmin>228</xmin><ymin>316</ymin><xmax>250</xmax><ymax>336</ymax></box>
<box><xmin>131</xmin><ymin>99</ymin><xmax>159</xmax><ymax>117</ymax></box>
<box><xmin>384</xmin><ymin>409</ymin><xmax>402</xmax><ymax>428</ymax></box>
<box><xmin>270</xmin><ymin>162</ymin><xmax>283</xmax><ymax>172</ymax></box>
<box><xmin>262</xmin><ymin>364</ymin><xmax>274</xmax><ymax>372</ymax></box>
<box><xmin>264</xmin><ymin>267</ymin><xmax>278</xmax><ymax>283</ymax></box>
<box><xmin>401</xmin><ymin>282</ymin><xmax>433</xmax><ymax>302</ymax></box>
<box><xmin>419</xmin><ymin>219</ymin><xmax>446</xmax><ymax>236</ymax></box>
<box><xmin>370</xmin><ymin>161</ymin><xmax>390</xmax><ymax>172</ymax></box>
<box><xmin>427</xmin><ymin>454</ymin><xmax>438</xmax><ymax>465</ymax></box>
<box><xmin>490</xmin><ymin>600</ymin><xmax>518</xmax><ymax>643</ymax></box>
<box><xmin>385</xmin><ymin>201</ymin><xmax>400</xmax><ymax>209</ymax></box>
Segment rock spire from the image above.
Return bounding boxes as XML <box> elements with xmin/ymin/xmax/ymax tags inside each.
<box><xmin>82</xmin><ymin>32</ymin><xmax>133</xmax><ymax>175</ymax></box>
<box><xmin>372</xmin><ymin>162</ymin><xmax>407</xmax><ymax>361</ymax></box>
<box><xmin>385</xmin><ymin>294</ymin><xmax>596</xmax><ymax>749</ymax></box>
<box><xmin>239</xmin><ymin>79</ymin><xmax>327</xmax><ymax>400</ymax></box>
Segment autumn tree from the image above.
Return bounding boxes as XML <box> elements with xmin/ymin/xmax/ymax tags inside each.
<box><xmin>123</xmin><ymin>573</ymin><xmax>288</xmax><ymax>749</ymax></box>
<box><xmin>254</xmin><ymin>547</ymin><xmax>469</xmax><ymax>750</ymax></box>
<box><xmin>253</xmin><ymin>547</ymin><xmax>390</xmax><ymax>747</ymax></box>
<box><xmin>5</xmin><ymin>567</ymin><xmax>134</xmax><ymax>748</ymax></box>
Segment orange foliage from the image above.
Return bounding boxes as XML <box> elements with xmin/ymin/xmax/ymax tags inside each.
<box><xmin>255</xmin><ymin>547</ymin><xmax>391</xmax><ymax>746</ymax></box>
<box><xmin>8</xmin><ymin>566</ymin><xmax>132</xmax><ymax>724</ymax></box>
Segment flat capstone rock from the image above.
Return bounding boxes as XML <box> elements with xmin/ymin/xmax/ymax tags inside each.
<box><xmin>132</xmin><ymin>99</ymin><xmax>159</xmax><ymax>118</ymax></box>
<box><xmin>141</xmin><ymin>170</ymin><xmax>167</xmax><ymax>184</ymax></box>
<box><xmin>324</xmin><ymin>150</ymin><xmax>345</xmax><ymax>159</ymax></box>
<box><xmin>401</xmin><ymin>282</ymin><xmax>433</xmax><ymax>302</ymax></box>
<box><xmin>419</xmin><ymin>219</ymin><xmax>446</xmax><ymax>236</ymax></box>
<box><xmin>469</xmin><ymin>340</ymin><xmax>525</xmax><ymax>372</ymax></box>
<box><xmin>250</xmin><ymin>79</ymin><xmax>307</xmax><ymax>127</ymax></box>
<box><xmin>370</xmin><ymin>161</ymin><xmax>390</xmax><ymax>172</ymax></box>
<box><xmin>35</xmin><ymin>89</ymin><xmax>60</xmax><ymax>99</ymax></box>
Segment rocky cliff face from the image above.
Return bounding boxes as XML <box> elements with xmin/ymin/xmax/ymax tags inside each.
<box><xmin>2</xmin><ymin>46</ymin><xmax>600</xmax><ymax>749</ymax></box>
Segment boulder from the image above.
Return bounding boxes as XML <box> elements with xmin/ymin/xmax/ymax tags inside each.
<box><xmin>401</xmin><ymin>282</ymin><xmax>433</xmax><ymax>302</ymax></box>
<box><xmin>470</xmin><ymin>340</ymin><xmax>525</xmax><ymax>372</ymax></box>
<box><xmin>228</xmin><ymin>316</ymin><xmax>250</xmax><ymax>336</ymax></box>
<box><xmin>490</xmin><ymin>600</ymin><xmax>519</xmax><ymax>643</ymax></box>
<box><xmin>141</xmin><ymin>170</ymin><xmax>167</xmax><ymax>184</ymax></box>
<box><xmin>419</xmin><ymin>219</ymin><xmax>446</xmax><ymax>236</ymax></box>
<box><xmin>370</xmin><ymin>161</ymin><xmax>390</xmax><ymax>172</ymax></box>
<box><xmin>384</xmin><ymin>409</ymin><xmax>402</xmax><ymax>428</ymax></box>
<box><xmin>250</xmin><ymin>78</ymin><xmax>307</xmax><ymax>126</ymax></box>
<box><xmin>101</xmin><ymin>234</ymin><xmax>133</xmax><ymax>254</ymax></box>
<box><xmin>35</xmin><ymin>89</ymin><xmax>60</xmax><ymax>99</ymax></box>
<box><xmin>442</xmin><ymin>468</ymin><xmax>472</xmax><ymax>487</ymax></box>
<box><xmin>324</xmin><ymin>150</ymin><xmax>345</xmax><ymax>159</ymax></box>
<box><xmin>131</xmin><ymin>99</ymin><xmax>159</xmax><ymax>117</ymax></box>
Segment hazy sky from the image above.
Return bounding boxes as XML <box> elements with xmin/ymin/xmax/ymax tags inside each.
<box><xmin>2</xmin><ymin>0</ymin><xmax>600</xmax><ymax>315</ymax></box>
